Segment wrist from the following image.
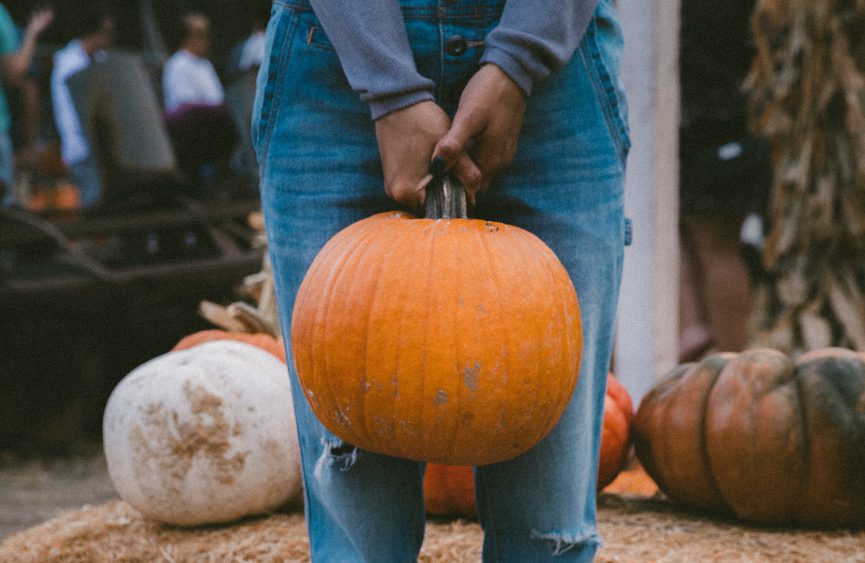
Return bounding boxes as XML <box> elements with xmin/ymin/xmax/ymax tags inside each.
<box><xmin>370</xmin><ymin>91</ymin><xmax>436</xmax><ymax>121</ymax></box>
<box><xmin>479</xmin><ymin>50</ymin><xmax>532</xmax><ymax>98</ymax></box>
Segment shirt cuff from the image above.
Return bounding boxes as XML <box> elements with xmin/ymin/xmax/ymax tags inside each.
<box><xmin>479</xmin><ymin>47</ymin><xmax>534</xmax><ymax>98</ymax></box>
<box><xmin>369</xmin><ymin>90</ymin><xmax>436</xmax><ymax>120</ymax></box>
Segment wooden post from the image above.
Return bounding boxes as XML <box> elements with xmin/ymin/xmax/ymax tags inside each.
<box><xmin>613</xmin><ymin>0</ymin><xmax>681</xmax><ymax>403</ymax></box>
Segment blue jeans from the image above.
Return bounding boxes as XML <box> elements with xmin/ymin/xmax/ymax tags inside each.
<box><xmin>254</xmin><ymin>1</ymin><xmax>629</xmax><ymax>560</ymax></box>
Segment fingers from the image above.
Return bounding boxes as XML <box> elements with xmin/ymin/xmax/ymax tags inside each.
<box><xmin>432</xmin><ymin>110</ymin><xmax>485</xmax><ymax>204</ymax></box>
<box><xmin>434</xmin><ymin>109</ymin><xmax>481</xmax><ymax>165</ymax></box>
<box><xmin>375</xmin><ymin>101</ymin><xmax>452</xmax><ymax>211</ymax></box>
<box><xmin>385</xmin><ymin>173</ymin><xmax>431</xmax><ymax>210</ymax></box>
<box><xmin>474</xmin><ymin>125</ymin><xmax>519</xmax><ymax>192</ymax></box>
<box><xmin>30</xmin><ymin>8</ymin><xmax>54</xmax><ymax>32</ymax></box>
<box><xmin>428</xmin><ymin>150</ymin><xmax>481</xmax><ymax>205</ymax></box>
<box><xmin>450</xmin><ymin>153</ymin><xmax>482</xmax><ymax>205</ymax></box>
<box><xmin>433</xmin><ymin>64</ymin><xmax>527</xmax><ymax>194</ymax></box>
<box><xmin>433</xmin><ymin>105</ymin><xmax>485</xmax><ymax>171</ymax></box>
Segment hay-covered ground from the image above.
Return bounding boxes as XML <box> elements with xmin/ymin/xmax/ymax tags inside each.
<box><xmin>2</xmin><ymin>451</ymin><xmax>864</xmax><ymax>562</ymax></box>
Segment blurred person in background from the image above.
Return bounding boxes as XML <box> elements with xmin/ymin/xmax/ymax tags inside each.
<box><xmin>50</xmin><ymin>3</ymin><xmax>114</xmax><ymax>209</ymax></box>
<box><xmin>0</xmin><ymin>3</ymin><xmax>53</xmax><ymax>208</ymax></box>
<box><xmin>162</xmin><ymin>12</ymin><xmax>237</xmax><ymax>195</ymax></box>
<box><xmin>226</xmin><ymin>1</ymin><xmax>272</xmax><ymax>79</ymax></box>
<box><xmin>223</xmin><ymin>1</ymin><xmax>272</xmax><ymax>184</ymax></box>
<box><xmin>162</xmin><ymin>12</ymin><xmax>223</xmax><ymax>112</ymax></box>
<box><xmin>678</xmin><ymin>0</ymin><xmax>770</xmax><ymax>361</ymax></box>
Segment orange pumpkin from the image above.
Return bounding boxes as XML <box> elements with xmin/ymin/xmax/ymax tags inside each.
<box><xmin>424</xmin><ymin>464</ymin><xmax>476</xmax><ymax>518</ymax></box>
<box><xmin>291</xmin><ymin>210</ymin><xmax>582</xmax><ymax>466</ymax></box>
<box><xmin>598</xmin><ymin>372</ymin><xmax>635</xmax><ymax>489</ymax></box>
<box><xmin>173</xmin><ymin>329</ymin><xmax>286</xmax><ymax>363</ymax></box>
<box><xmin>634</xmin><ymin>348</ymin><xmax>865</xmax><ymax>527</ymax></box>
<box><xmin>423</xmin><ymin>373</ymin><xmax>634</xmax><ymax>518</ymax></box>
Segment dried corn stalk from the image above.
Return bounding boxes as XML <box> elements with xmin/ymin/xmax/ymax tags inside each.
<box><xmin>745</xmin><ymin>0</ymin><xmax>865</xmax><ymax>353</ymax></box>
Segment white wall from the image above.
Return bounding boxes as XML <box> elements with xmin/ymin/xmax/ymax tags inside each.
<box><xmin>614</xmin><ymin>0</ymin><xmax>681</xmax><ymax>403</ymax></box>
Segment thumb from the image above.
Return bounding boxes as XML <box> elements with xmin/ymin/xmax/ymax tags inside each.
<box><xmin>433</xmin><ymin>109</ymin><xmax>485</xmax><ymax>166</ymax></box>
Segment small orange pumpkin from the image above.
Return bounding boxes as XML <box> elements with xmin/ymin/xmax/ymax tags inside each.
<box><xmin>423</xmin><ymin>464</ymin><xmax>476</xmax><ymax>518</ymax></box>
<box><xmin>423</xmin><ymin>373</ymin><xmax>634</xmax><ymax>517</ymax></box>
<box><xmin>291</xmin><ymin>209</ymin><xmax>582</xmax><ymax>466</ymax></box>
<box><xmin>598</xmin><ymin>372</ymin><xmax>635</xmax><ymax>489</ymax></box>
<box><xmin>173</xmin><ymin>329</ymin><xmax>286</xmax><ymax>363</ymax></box>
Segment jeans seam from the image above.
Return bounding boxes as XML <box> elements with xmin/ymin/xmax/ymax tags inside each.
<box><xmin>578</xmin><ymin>18</ymin><xmax>629</xmax><ymax>170</ymax></box>
<box><xmin>257</xmin><ymin>9</ymin><xmax>300</xmax><ymax>166</ymax></box>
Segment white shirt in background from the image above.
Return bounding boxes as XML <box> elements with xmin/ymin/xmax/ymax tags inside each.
<box><xmin>51</xmin><ymin>40</ymin><xmax>92</xmax><ymax>165</ymax></box>
<box><xmin>162</xmin><ymin>49</ymin><xmax>224</xmax><ymax>112</ymax></box>
<box><xmin>238</xmin><ymin>30</ymin><xmax>265</xmax><ymax>72</ymax></box>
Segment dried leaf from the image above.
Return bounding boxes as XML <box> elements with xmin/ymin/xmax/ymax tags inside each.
<box><xmin>799</xmin><ymin>302</ymin><xmax>833</xmax><ymax>350</ymax></box>
<box><xmin>746</xmin><ymin>0</ymin><xmax>865</xmax><ymax>352</ymax></box>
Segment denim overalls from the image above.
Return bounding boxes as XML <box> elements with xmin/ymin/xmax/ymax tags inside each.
<box><xmin>253</xmin><ymin>1</ymin><xmax>630</xmax><ymax>560</ymax></box>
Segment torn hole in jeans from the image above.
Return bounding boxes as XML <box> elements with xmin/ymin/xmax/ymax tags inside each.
<box><xmin>530</xmin><ymin>529</ymin><xmax>601</xmax><ymax>557</ymax></box>
<box><xmin>313</xmin><ymin>437</ymin><xmax>358</xmax><ymax>481</ymax></box>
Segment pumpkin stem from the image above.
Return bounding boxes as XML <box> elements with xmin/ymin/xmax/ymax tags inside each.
<box><xmin>424</xmin><ymin>175</ymin><xmax>468</xmax><ymax>220</ymax></box>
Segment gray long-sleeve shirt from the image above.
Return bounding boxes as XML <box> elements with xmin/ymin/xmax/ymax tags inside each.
<box><xmin>308</xmin><ymin>1</ymin><xmax>601</xmax><ymax>119</ymax></box>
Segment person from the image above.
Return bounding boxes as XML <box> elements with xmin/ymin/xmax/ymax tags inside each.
<box><xmin>254</xmin><ymin>0</ymin><xmax>629</xmax><ymax>561</ymax></box>
<box><xmin>677</xmin><ymin>0</ymin><xmax>770</xmax><ymax>361</ymax></box>
<box><xmin>0</xmin><ymin>4</ymin><xmax>53</xmax><ymax>208</ymax></box>
<box><xmin>222</xmin><ymin>1</ymin><xmax>273</xmax><ymax>185</ymax></box>
<box><xmin>162</xmin><ymin>12</ymin><xmax>237</xmax><ymax>193</ymax></box>
<box><xmin>229</xmin><ymin>2</ymin><xmax>270</xmax><ymax>78</ymax></box>
<box><xmin>161</xmin><ymin>13</ymin><xmax>223</xmax><ymax>113</ymax></box>
<box><xmin>50</xmin><ymin>4</ymin><xmax>114</xmax><ymax>209</ymax></box>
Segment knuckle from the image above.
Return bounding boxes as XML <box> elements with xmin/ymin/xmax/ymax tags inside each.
<box><xmin>438</xmin><ymin>138</ymin><xmax>463</xmax><ymax>159</ymax></box>
<box><xmin>386</xmin><ymin>180</ymin><xmax>408</xmax><ymax>200</ymax></box>
<box><xmin>464</xmin><ymin>167</ymin><xmax>482</xmax><ymax>187</ymax></box>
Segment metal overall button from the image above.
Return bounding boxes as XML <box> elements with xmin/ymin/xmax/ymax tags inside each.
<box><xmin>445</xmin><ymin>35</ymin><xmax>468</xmax><ymax>56</ymax></box>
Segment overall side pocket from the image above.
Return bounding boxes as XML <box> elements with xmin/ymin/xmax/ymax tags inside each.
<box><xmin>252</xmin><ymin>6</ymin><xmax>300</xmax><ymax>165</ymax></box>
<box><xmin>577</xmin><ymin>16</ymin><xmax>631</xmax><ymax>169</ymax></box>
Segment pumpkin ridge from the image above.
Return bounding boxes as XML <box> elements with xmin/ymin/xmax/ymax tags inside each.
<box><xmin>510</xmin><ymin>227</ymin><xmax>555</xmax><ymax>442</ymax></box>
<box><xmin>705</xmin><ymin>350</ymin><xmax>803</xmax><ymax>521</ymax></box>
<box><xmin>528</xmin><ymin>227</ymin><xmax>579</xmax><ymax>440</ymax></box>
<box><xmin>791</xmin><ymin>357</ymin><xmax>814</xmax><ymax>524</ymax></box>
<box><xmin>316</xmin><ymin>220</ymin><xmax>381</xmax><ymax>441</ymax></box>
<box><xmin>515</xmin><ymin>229</ymin><xmax>546</xmax><ymax>442</ymax></box>
<box><xmin>362</xmin><ymin>217</ymin><xmax>418</xmax><ymax>457</ymax></box>
<box><xmin>419</xmin><ymin>218</ymin><xmax>444</xmax><ymax>458</ymax></box>
<box><xmin>291</xmin><ymin>217</ymin><xmax>347</xmax><ymax>366</ymax></box>
<box><xmin>475</xmin><ymin>224</ymin><xmax>514</xmax><ymax>462</ymax></box>
<box><xmin>634</xmin><ymin>370</ymin><xmax>684</xmax><ymax>495</ymax></box>
<box><xmin>345</xmin><ymin>221</ymin><xmax>393</xmax><ymax>449</ymax></box>
<box><xmin>794</xmin><ymin>354</ymin><xmax>865</xmax><ymax>525</ymax></box>
<box><xmin>392</xmin><ymin>216</ymin><xmax>431</xmax><ymax>456</ymax></box>
<box><xmin>514</xmin><ymin>229</ymin><xmax>552</xmax><ymax>448</ymax></box>
<box><xmin>359</xmin><ymin>220</ymin><xmax>401</xmax><ymax>448</ymax></box>
<box><xmin>301</xmin><ymin>220</ymin><xmax>375</xmax><ymax>433</ymax></box>
<box><xmin>696</xmin><ymin>355</ymin><xmax>735</xmax><ymax>513</ymax></box>
<box><xmin>439</xmin><ymin>225</ymin><xmax>469</xmax><ymax>465</ymax></box>
<box><xmin>654</xmin><ymin>372</ymin><xmax>688</xmax><ymax>499</ymax></box>
<box><xmin>419</xmin><ymin>221</ymin><xmax>440</xmax><ymax>460</ymax></box>
<box><xmin>295</xmin><ymin>224</ymin><xmax>351</xmax><ymax>436</ymax></box>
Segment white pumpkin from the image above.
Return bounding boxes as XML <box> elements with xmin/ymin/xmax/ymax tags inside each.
<box><xmin>103</xmin><ymin>340</ymin><xmax>302</xmax><ymax>526</ymax></box>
